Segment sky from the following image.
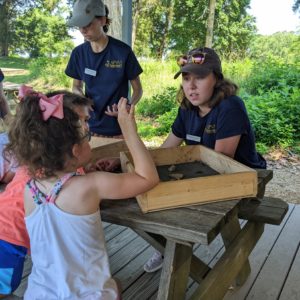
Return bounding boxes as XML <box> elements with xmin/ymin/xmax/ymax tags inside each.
<box><xmin>70</xmin><ymin>0</ymin><xmax>300</xmax><ymax>46</ymax></box>
<box><xmin>248</xmin><ymin>0</ymin><xmax>299</xmax><ymax>34</ymax></box>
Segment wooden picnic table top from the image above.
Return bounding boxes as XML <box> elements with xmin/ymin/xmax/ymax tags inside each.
<box><xmin>101</xmin><ymin>198</ymin><xmax>239</xmax><ymax>245</ymax></box>
<box><xmin>101</xmin><ymin>169</ymin><xmax>273</xmax><ymax>245</ymax></box>
<box><xmin>101</xmin><ymin>169</ymin><xmax>274</xmax><ymax>300</ymax></box>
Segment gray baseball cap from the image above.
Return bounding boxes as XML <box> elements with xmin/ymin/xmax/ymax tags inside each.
<box><xmin>67</xmin><ymin>0</ymin><xmax>106</xmax><ymax>28</ymax></box>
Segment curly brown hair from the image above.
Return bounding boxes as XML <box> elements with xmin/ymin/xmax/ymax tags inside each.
<box><xmin>46</xmin><ymin>90</ymin><xmax>93</xmax><ymax>109</ymax></box>
<box><xmin>4</xmin><ymin>93</ymin><xmax>85</xmax><ymax>178</ymax></box>
<box><xmin>177</xmin><ymin>72</ymin><xmax>238</xmax><ymax>110</ymax></box>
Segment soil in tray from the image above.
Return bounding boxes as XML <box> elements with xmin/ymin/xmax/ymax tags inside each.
<box><xmin>157</xmin><ymin>161</ymin><xmax>219</xmax><ymax>182</ymax></box>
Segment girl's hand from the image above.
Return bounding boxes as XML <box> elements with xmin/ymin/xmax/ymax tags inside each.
<box><xmin>117</xmin><ymin>97</ymin><xmax>137</xmax><ymax>134</ymax></box>
<box><xmin>95</xmin><ymin>158</ymin><xmax>121</xmax><ymax>172</ymax></box>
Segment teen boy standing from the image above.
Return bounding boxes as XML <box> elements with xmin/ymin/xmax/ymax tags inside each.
<box><xmin>65</xmin><ymin>0</ymin><xmax>143</xmax><ymax>138</ymax></box>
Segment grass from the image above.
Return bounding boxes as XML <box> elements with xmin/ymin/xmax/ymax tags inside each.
<box><xmin>139</xmin><ymin>59</ymin><xmax>179</xmax><ymax>98</ymax></box>
<box><xmin>0</xmin><ymin>56</ymin><xmax>30</xmax><ymax>70</ymax></box>
<box><xmin>1</xmin><ymin>56</ymin><xmax>299</xmax><ymax>156</ymax></box>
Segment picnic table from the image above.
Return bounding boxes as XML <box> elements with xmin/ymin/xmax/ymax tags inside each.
<box><xmin>3</xmin><ymin>82</ymin><xmax>21</xmax><ymax>113</ymax></box>
<box><xmin>101</xmin><ymin>169</ymin><xmax>288</xmax><ymax>300</ymax></box>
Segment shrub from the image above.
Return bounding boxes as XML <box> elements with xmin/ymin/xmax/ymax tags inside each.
<box><xmin>137</xmin><ymin>86</ymin><xmax>178</xmax><ymax>117</ymax></box>
<box><xmin>28</xmin><ymin>57</ymin><xmax>71</xmax><ymax>90</ymax></box>
<box><xmin>244</xmin><ymin>86</ymin><xmax>300</xmax><ymax>147</ymax></box>
<box><xmin>241</xmin><ymin>59</ymin><xmax>300</xmax><ymax>95</ymax></box>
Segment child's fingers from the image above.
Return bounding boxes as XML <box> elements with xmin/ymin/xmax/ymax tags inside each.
<box><xmin>118</xmin><ymin>97</ymin><xmax>128</xmax><ymax>111</ymax></box>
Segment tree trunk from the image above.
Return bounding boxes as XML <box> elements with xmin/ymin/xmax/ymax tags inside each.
<box><xmin>0</xmin><ymin>2</ymin><xmax>9</xmax><ymax>56</ymax></box>
<box><xmin>104</xmin><ymin>0</ymin><xmax>122</xmax><ymax>40</ymax></box>
<box><xmin>132</xmin><ymin>0</ymin><xmax>142</xmax><ymax>48</ymax></box>
<box><xmin>157</xmin><ymin>0</ymin><xmax>174</xmax><ymax>60</ymax></box>
<box><xmin>205</xmin><ymin>0</ymin><xmax>216</xmax><ymax>47</ymax></box>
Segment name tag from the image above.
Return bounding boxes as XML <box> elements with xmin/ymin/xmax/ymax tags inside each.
<box><xmin>84</xmin><ymin>68</ymin><xmax>97</xmax><ymax>76</ymax></box>
<box><xmin>186</xmin><ymin>134</ymin><xmax>201</xmax><ymax>143</ymax></box>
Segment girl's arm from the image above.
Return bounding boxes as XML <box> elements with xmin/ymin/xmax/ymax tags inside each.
<box><xmin>89</xmin><ymin>98</ymin><xmax>159</xmax><ymax>200</ymax></box>
<box><xmin>214</xmin><ymin>135</ymin><xmax>241</xmax><ymax>158</ymax></box>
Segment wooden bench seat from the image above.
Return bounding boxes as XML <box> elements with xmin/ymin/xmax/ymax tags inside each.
<box><xmin>238</xmin><ymin>196</ymin><xmax>289</xmax><ymax>225</ymax></box>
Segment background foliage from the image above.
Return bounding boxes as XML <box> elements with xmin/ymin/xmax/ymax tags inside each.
<box><xmin>0</xmin><ymin>1</ymin><xmax>299</xmax><ymax>153</ymax></box>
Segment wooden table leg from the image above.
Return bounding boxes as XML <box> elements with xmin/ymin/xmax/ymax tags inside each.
<box><xmin>221</xmin><ymin>216</ymin><xmax>251</xmax><ymax>286</ymax></box>
<box><xmin>134</xmin><ymin>229</ymin><xmax>211</xmax><ymax>284</ymax></box>
<box><xmin>157</xmin><ymin>239</ymin><xmax>193</xmax><ymax>300</ymax></box>
<box><xmin>189</xmin><ymin>221</ymin><xmax>264</xmax><ymax>300</ymax></box>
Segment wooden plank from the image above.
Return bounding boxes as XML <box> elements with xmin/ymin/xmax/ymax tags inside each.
<box><xmin>185</xmin><ymin>236</ymin><xmax>225</xmax><ymax>299</ymax></box>
<box><xmin>279</xmin><ymin>234</ymin><xmax>300</xmax><ymax>300</ymax></box>
<box><xmin>120</xmin><ymin>145</ymin><xmax>258</xmax><ymax>213</ymax></box>
<box><xmin>103</xmin><ymin>221</ymin><xmax>112</xmax><ymax>228</ymax></box>
<box><xmin>186</xmin><ymin>200</ymin><xmax>239</xmax><ymax>221</ymax></box>
<box><xmin>223</xmin><ymin>205</ymin><xmax>295</xmax><ymax>300</ymax></box>
<box><xmin>244</xmin><ymin>205</ymin><xmax>300</xmax><ymax>300</ymax></box>
<box><xmin>122</xmin><ymin>271</ymin><xmax>161</xmax><ymax>300</ymax></box>
<box><xmin>186</xmin><ymin>220</ymin><xmax>247</xmax><ymax>298</ymax></box>
<box><xmin>115</xmin><ymin>246</ymin><xmax>154</xmax><ymax>291</ymax></box>
<box><xmin>142</xmin><ymin>172</ymin><xmax>257</xmax><ymax>212</ymax></box>
<box><xmin>109</xmin><ymin>235</ymin><xmax>149</xmax><ymax>274</ymax></box>
<box><xmin>107</xmin><ymin>228</ymin><xmax>138</xmax><ymax>256</ymax></box>
<box><xmin>101</xmin><ymin>199</ymin><xmax>232</xmax><ymax>245</ymax></box>
<box><xmin>256</xmin><ymin>169</ymin><xmax>273</xmax><ymax>198</ymax></box>
<box><xmin>221</xmin><ymin>216</ymin><xmax>252</xmax><ymax>286</ymax></box>
<box><xmin>238</xmin><ymin>197</ymin><xmax>289</xmax><ymax>225</ymax></box>
<box><xmin>199</xmin><ymin>145</ymin><xmax>256</xmax><ymax>174</ymax></box>
<box><xmin>189</xmin><ymin>221</ymin><xmax>264</xmax><ymax>300</ymax></box>
<box><xmin>90</xmin><ymin>136</ymin><xmax>127</xmax><ymax>162</ymax></box>
<box><xmin>133</xmin><ymin>229</ymin><xmax>211</xmax><ymax>285</ymax></box>
<box><xmin>104</xmin><ymin>223</ymin><xmax>127</xmax><ymax>242</ymax></box>
<box><xmin>157</xmin><ymin>240</ymin><xmax>193</xmax><ymax>300</ymax></box>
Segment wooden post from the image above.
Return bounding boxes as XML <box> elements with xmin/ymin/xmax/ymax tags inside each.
<box><xmin>122</xmin><ymin>0</ymin><xmax>133</xmax><ymax>46</ymax></box>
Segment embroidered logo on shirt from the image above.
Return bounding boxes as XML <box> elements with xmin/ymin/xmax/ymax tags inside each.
<box><xmin>205</xmin><ymin>124</ymin><xmax>216</xmax><ymax>134</ymax></box>
<box><xmin>105</xmin><ymin>60</ymin><xmax>123</xmax><ymax>68</ymax></box>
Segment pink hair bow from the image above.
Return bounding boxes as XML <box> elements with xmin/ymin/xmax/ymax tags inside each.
<box><xmin>18</xmin><ymin>85</ymin><xmax>64</xmax><ymax>121</ymax></box>
<box><xmin>38</xmin><ymin>94</ymin><xmax>64</xmax><ymax>121</ymax></box>
<box><xmin>18</xmin><ymin>85</ymin><xmax>35</xmax><ymax>100</ymax></box>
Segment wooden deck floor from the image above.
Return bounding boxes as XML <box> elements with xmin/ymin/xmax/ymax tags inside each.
<box><xmin>4</xmin><ymin>203</ymin><xmax>300</xmax><ymax>300</ymax></box>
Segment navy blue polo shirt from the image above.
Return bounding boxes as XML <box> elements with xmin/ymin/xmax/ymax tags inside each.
<box><xmin>172</xmin><ymin>96</ymin><xmax>266</xmax><ymax>169</ymax></box>
<box><xmin>0</xmin><ymin>69</ymin><xmax>4</xmax><ymax>82</ymax></box>
<box><xmin>65</xmin><ymin>36</ymin><xmax>143</xmax><ymax>136</ymax></box>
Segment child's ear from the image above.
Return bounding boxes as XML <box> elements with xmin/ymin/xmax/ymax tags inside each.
<box><xmin>72</xmin><ymin>144</ymin><xmax>81</xmax><ymax>158</ymax></box>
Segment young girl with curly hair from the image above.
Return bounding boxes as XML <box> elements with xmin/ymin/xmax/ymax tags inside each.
<box><xmin>3</xmin><ymin>89</ymin><xmax>159</xmax><ymax>299</ymax></box>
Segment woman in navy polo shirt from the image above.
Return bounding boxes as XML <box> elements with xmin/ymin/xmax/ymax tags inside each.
<box><xmin>162</xmin><ymin>46</ymin><xmax>266</xmax><ymax>169</ymax></box>
<box><xmin>143</xmin><ymin>46</ymin><xmax>266</xmax><ymax>273</ymax></box>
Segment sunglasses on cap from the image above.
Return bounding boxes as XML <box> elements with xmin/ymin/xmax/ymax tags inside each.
<box><xmin>177</xmin><ymin>52</ymin><xmax>207</xmax><ymax>67</ymax></box>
